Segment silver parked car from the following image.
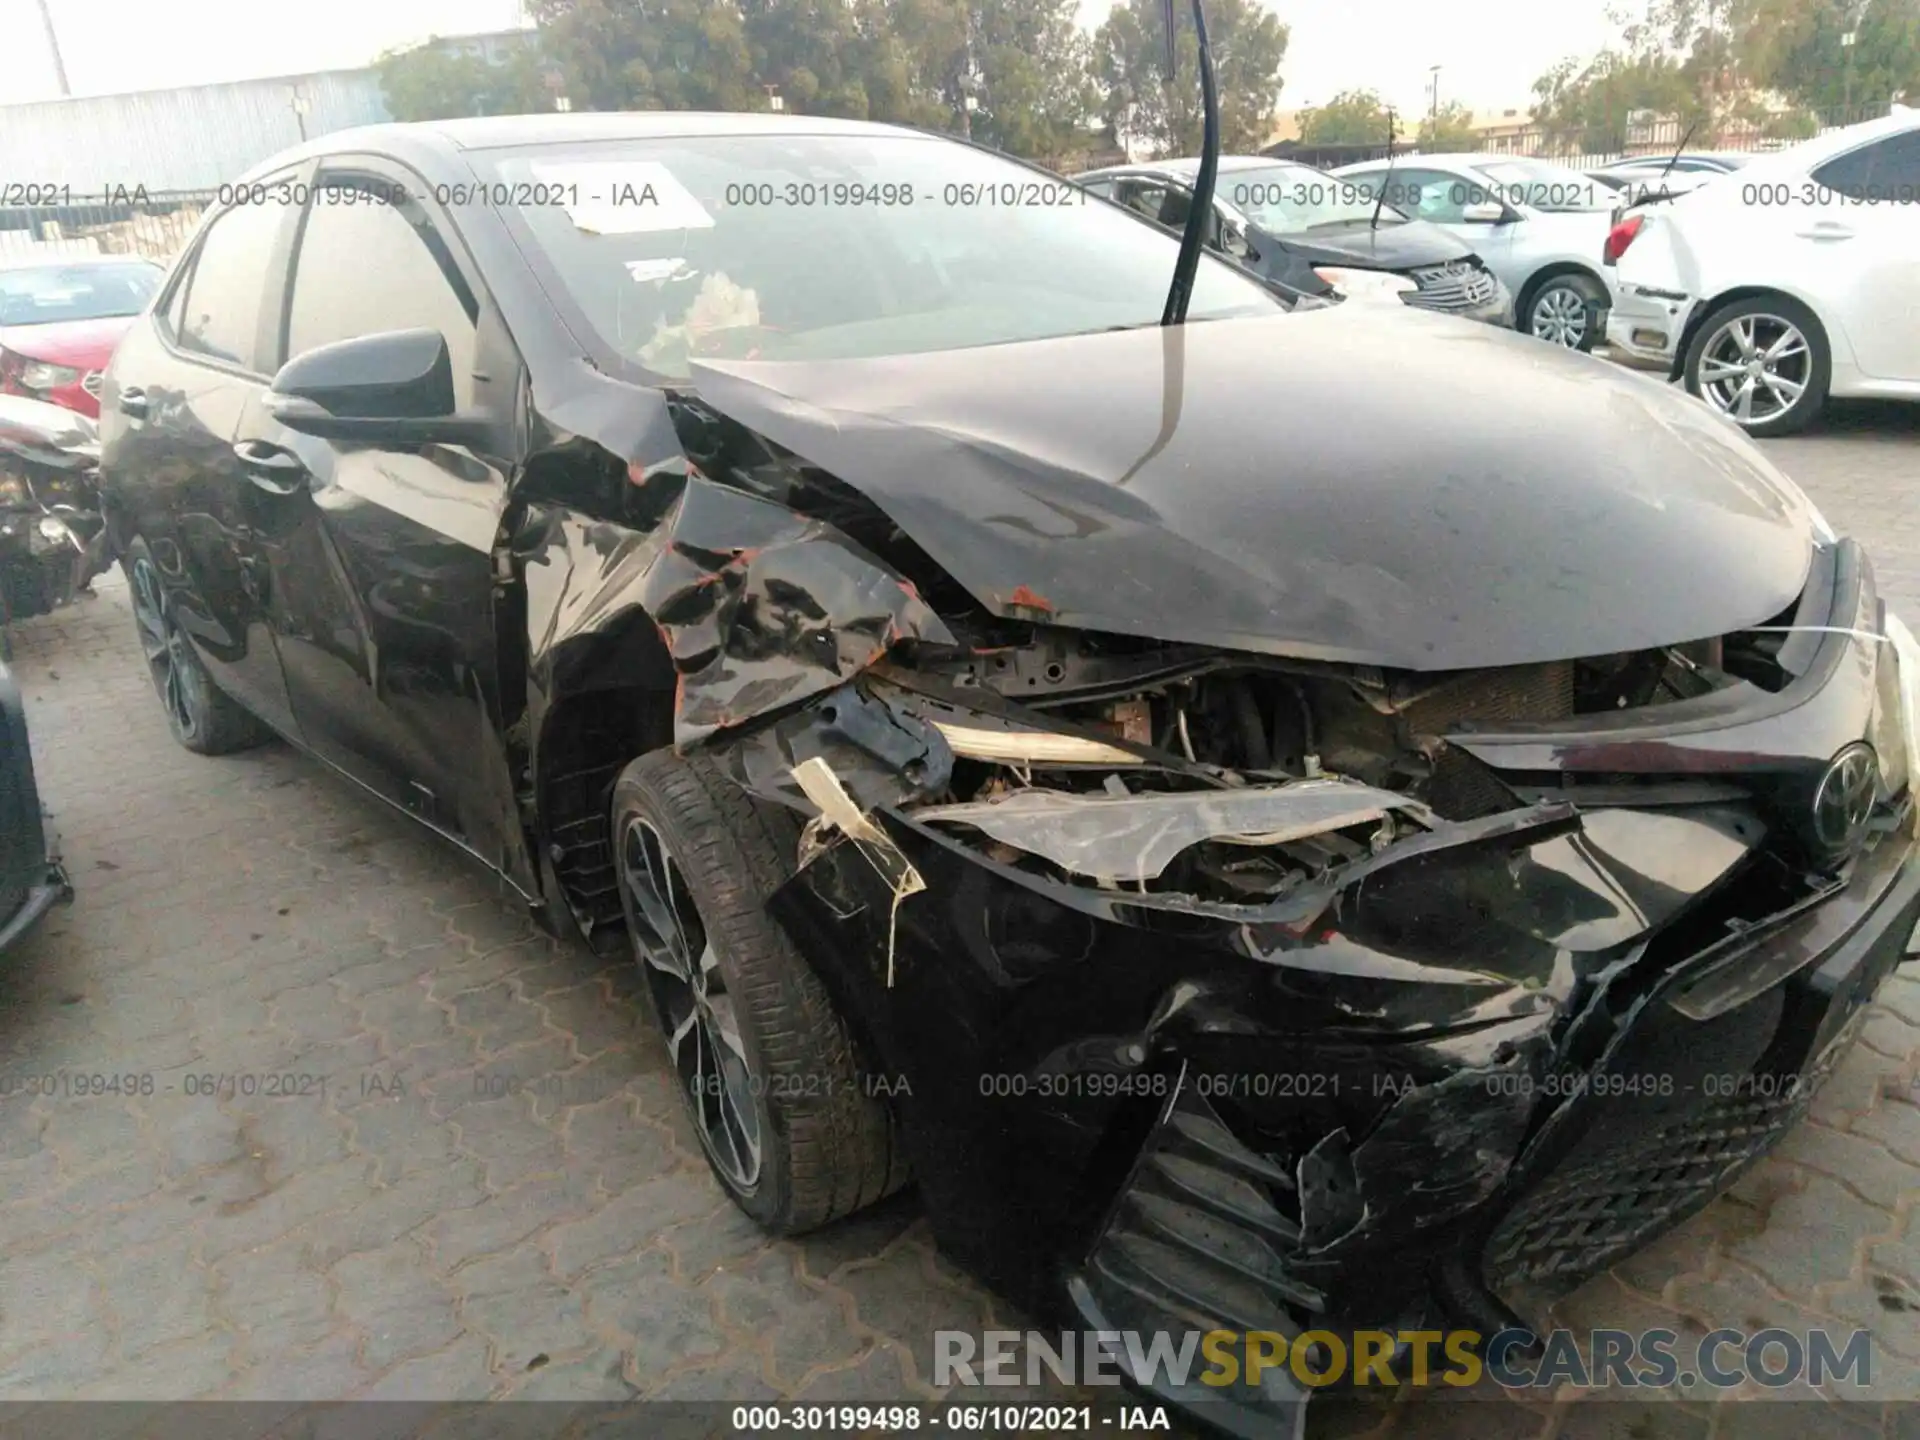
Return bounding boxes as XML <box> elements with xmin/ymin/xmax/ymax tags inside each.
<box><xmin>1332</xmin><ymin>153</ymin><xmax>1620</xmax><ymax>350</ymax></box>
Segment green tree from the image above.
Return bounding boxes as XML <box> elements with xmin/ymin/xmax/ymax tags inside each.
<box><xmin>375</xmin><ymin>39</ymin><xmax>552</xmax><ymax>120</ymax></box>
<box><xmin>1295</xmin><ymin>88</ymin><xmax>1394</xmax><ymax>145</ymax></box>
<box><xmin>1417</xmin><ymin>99</ymin><xmax>1478</xmax><ymax>149</ymax></box>
<box><xmin>1734</xmin><ymin>0</ymin><xmax>1920</xmax><ymax>113</ymax></box>
<box><xmin>742</xmin><ymin>0</ymin><xmax>877</xmax><ymax>117</ymax></box>
<box><xmin>1530</xmin><ymin>49</ymin><xmax>1696</xmax><ymax>150</ymax></box>
<box><xmin>529</xmin><ymin>0</ymin><xmax>762</xmax><ymax>112</ymax></box>
<box><xmin>969</xmin><ymin>0</ymin><xmax>1099</xmax><ymax>156</ymax></box>
<box><xmin>1094</xmin><ymin>0</ymin><xmax>1290</xmax><ymax>156</ymax></box>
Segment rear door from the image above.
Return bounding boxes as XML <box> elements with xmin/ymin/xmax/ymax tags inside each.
<box><xmin>100</xmin><ymin>175</ymin><xmax>306</xmax><ymax>734</ymax></box>
<box><xmin>1807</xmin><ymin>130</ymin><xmax>1920</xmax><ymax>383</ymax></box>
<box><xmin>231</xmin><ymin>163</ymin><xmax>535</xmax><ymax>891</ymax></box>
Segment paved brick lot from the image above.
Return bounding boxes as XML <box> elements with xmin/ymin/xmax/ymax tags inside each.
<box><xmin>0</xmin><ymin>398</ymin><xmax>1917</xmax><ymax>1437</ymax></box>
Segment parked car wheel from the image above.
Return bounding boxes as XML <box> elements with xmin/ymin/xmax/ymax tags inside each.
<box><xmin>123</xmin><ymin>538</ymin><xmax>272</xmax><ymax>755</ymax></box>
<box><xmin>611</xmin><ymin>748</ymin><xmax>908</xmax><ymax>1234</ymax></box>
<box><xmin>1522</xmin><ymin>272</ymin><xmax>1607</xmax><ymax>351</ymax></box>
<box><xmin>1683</xmin><ymin>294</ymin><xmax>1831</xmax><ymax>437</ymax></box>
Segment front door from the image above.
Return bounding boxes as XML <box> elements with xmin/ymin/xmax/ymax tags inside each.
<box><xmin>1807</xmin><ymin>130</ymin><xmax>1920</xmax><ymax>383</ymax></box>
<box><xmin>232</xmin><ymin>164</ymin><xmax>536</xmax><ymax>894</ymax></box>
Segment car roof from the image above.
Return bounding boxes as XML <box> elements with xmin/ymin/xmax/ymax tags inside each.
<box><xmin>234</xmin><ymin>110</ymin><xmax>942</xmax><ymax>186</ymax></box>
<box><xmin>1077</xmin><ymin>155</ymin><xmax>1297</xmax><ymax>182</ymax></box>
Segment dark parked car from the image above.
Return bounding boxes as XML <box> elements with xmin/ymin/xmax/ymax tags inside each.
<box><xmin>1076</xmin><ymin>156</ymin><xmax>1510</xmax><ymax>324</ymax></box>
<box><xmin>0</xmin><ymin>658</ymin><xmax>70</xmax><ymax>952</ymax></box>
<box><xmin>100</xmin><ymin>112</ymin><xmax>1920</xmax><ymax>1433</ymax></box>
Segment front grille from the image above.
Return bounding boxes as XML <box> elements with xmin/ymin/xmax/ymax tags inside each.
<box><xmin>1407</xmin><ymin>259</ymin><xmax>1500</xmax><ymax>312</ymax></box>
<box><xmin>1486</xmin><ymin>976</ymin><xmax>1864</xmax><ymax>1290</ymax></box>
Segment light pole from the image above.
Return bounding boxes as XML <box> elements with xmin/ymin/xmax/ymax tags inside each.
<box><xmin>1429</xmin><ymin>65</ymin><xmax>1441</xmax><ymax>123</ymax></box>
<box><xmin>33</xmin><ymin>0</ymin><xmax>71</xmax><ymax>97</ymax></box>
<box><xmin>1842</xmin><ymin>28</ymin><xmax>1857</xmax><ymax>115</ymax></box>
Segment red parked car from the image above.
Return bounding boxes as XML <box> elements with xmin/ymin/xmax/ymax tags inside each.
<box><xmin>0</xmin><ymin>256</ymin><xmax>165</xmax><ymax>418</ymax></box>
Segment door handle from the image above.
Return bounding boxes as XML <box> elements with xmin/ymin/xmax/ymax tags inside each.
<box><xmin>233</xmin><ymin>439</ymin><xmax>308</xmax><ymax>496</ymax></box>
<box><xmin>118</xmin><ymin>385</ymin><xmax>149</xmax><ymax>419</ymax></box>
<box><xmin>1795</xmin><ymin>222</ymin><xmax>1855</xmax><ymax>240</ymax></box>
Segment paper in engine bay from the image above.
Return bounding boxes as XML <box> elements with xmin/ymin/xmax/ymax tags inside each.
<box><xmin>532</xmin><ymin>161</ymin><xmax>716</xmax><ymax>235</ymax></box>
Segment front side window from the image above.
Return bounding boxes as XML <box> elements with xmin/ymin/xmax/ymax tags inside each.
<box><xmin>467</xmin><ymin>133</ymin><xmax>1282</xmax><ymax>379</ymax></box>
<box><xmin>1471</xmin><ymin>159</ymin><xmax>1615</xmax><ymax>211</ymax></box>
<box><xmin>174</xmin><ymin>202</ymin><xmax>285</xmax><ymax>370</ymax></box>
<box><xmin>0</xmin><ymin>260</ymin><xmax>163</xmax><ymax>327</ymax></box>
<box><xmin>1218</xmin><ymin>163</ymin><xmax>1405</xmax><ymax>232</ymax></box>
<box><xmin>286</xmin><ymin>183</ymin><xmax>479</xmax><ymax>403</ymax></box>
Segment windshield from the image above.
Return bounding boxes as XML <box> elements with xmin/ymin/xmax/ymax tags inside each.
<box><xmin>1470</xmin><ymin>159</ymin><xmax>1617</xmax><ymax>212</ymax></box>
<box><xmin>472</xmin><ymin>134</ymin><xmax>1283</xmax><ymax>378</ymax></box>
<box><xmin>1215</xmin><ymin>163</ymin><xmax>1405</xmax><ymax>232</ymax></box>
<box><xmin>0</xmin><ymin>261</ymin><xmax>163</xmax><ymax>326</ymax></box>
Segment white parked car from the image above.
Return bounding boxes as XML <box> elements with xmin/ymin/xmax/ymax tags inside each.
<box><xmin>1332</xmin><ymin>153</ymin><xmax>1619</xmax><ymax>349</ymax></box>
<box><xmin>1605</xmin><ymin>109</ymin><xmax>1920</xmax><ymax>435</ymax></box>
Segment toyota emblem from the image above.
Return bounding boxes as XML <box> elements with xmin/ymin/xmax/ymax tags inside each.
<box><xmin>1812</xmin><ymin>743</ymin><xmax>1880</xmax><ymax>856</ymax></box>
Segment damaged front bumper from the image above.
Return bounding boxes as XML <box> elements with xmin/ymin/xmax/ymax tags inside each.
<box><xmin>734</xmin><ymin>719</ymin><xmax>1919</xmax><ymax>1435</ymax></box>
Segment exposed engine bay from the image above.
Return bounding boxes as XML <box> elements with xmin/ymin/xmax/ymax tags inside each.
<box><xmin>868</xmin><ymin>619</ymin><xmax>1809</xmax><ymax>905</ymax></box>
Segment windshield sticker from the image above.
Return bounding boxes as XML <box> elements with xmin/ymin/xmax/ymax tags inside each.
<box><xmin>625</xmin><ymin>257</ymin><xmax>694</xmax><ymax>285</ymax></box>
<box><xmin>532</xmin><ymin>162</ymin><xmax>716</xmax><ymax>235</ymax></box>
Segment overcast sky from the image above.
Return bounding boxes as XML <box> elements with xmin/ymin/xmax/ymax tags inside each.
<box><xmin>0</xmin><ymin>0</ymin><xmax>1622</xmax><ymax>115</ymax></box>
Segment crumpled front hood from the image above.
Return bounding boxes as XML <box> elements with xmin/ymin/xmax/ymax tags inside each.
<box><xmin>691</xmin><ymin>305</ymin><xmax>1815</xmax><ymax>671</ymax></box>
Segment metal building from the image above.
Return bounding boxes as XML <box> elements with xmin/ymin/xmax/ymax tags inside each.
<box><xmin>0</xmin><ymin>70</ymin><xmax>393</xmax><ymax>194</ymax></box>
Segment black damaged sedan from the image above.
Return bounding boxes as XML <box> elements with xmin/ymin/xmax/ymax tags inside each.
<box><xmin>100</xmin><ymin>113</ymin><xmax>1920</xmax><ymax>1432</ymax></box>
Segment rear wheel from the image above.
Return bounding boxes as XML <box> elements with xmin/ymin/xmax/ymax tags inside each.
<box><xmin>611</xmin><ymin>749</ymin><xmax>907</xmax><ymax>1233</ymax></box>
<box><xmin>1683</xmin><ymin>294</ymin><xmax>1831</xmax><ymax>437</ymax></box>
<box><xmin>1522</xmin><ymin>272</ymin><xmax>1607</xmax><ymax>351</ymax></box>
<box><xmin>123</xmin><ymin>538</ymin><xmax>271</xmax><ymax>755</ymax></box>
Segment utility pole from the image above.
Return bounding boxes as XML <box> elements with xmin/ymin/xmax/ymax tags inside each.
<box><xmin>1429</xmin><ymin>66</ymin><xmax>1441</xmax><ymax>123</ymax></box>
<box><xmin>34</xmin><ymin>0</ymin><xmax>71</xmax><ymax>98</ymax></box>
<box><xmin>1841</xmin><ymin>27</ymin><xmax>1857</xmax><ymax>115</ymax></box>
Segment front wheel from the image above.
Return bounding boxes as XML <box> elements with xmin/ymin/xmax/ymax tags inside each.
<box><xmin>1522</xmin><ymin>273</ymin><xmax>1607</xmax><ymax>351</ymax></box>
<box><xmin>611</xmin><ymin>749</ymin><xmax>908</xmax><ymax>1234</ymax></box>
<box><xmin>122</xmin><ymin>538</ymin><xmax>271</xmax><ymax>755</ymax></box>
<box><xmin>1683</xmin><ymin>294</ymin><xmax>1831</xmax><ymax>437</ymax></box>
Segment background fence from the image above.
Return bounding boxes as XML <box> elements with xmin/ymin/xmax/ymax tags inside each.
<box><xmin>0</xmin><ymin>192</ymin><xmax>218</xmax><ymax>266</ymax></box>
<box><xmin>1267</xmin><ymin>103</ymin><xmax>1899</xmax><ymax>171</ymax></box>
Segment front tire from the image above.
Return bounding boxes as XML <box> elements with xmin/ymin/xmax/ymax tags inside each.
<box><xmin>122</xmin><ymin>538</ymin><xmax>271</xmax><ymax>755</ymax></box>
<box><xmin>1683</xmin><ymin>294</ymin><xmax>1831</xmax><ymax>437</ymax></box>
<box><xmin>611</xmin><ymin>749</ymin><xmax>907</xmax><ymax>1234</ymax></box>
<box><xmin>1522</xmin><ymin>272</ymin><xmax>1607</xmax><ymax>351</ymax></box>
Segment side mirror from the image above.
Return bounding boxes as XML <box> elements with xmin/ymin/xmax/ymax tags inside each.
<box><xmin>1221</xmin><ymin>221</ymin><xmax>1253</xmax><ymax>260</ymax></box>
<box><xmin>1460</xmin><ymin>201</ymin><xmax>1511</xmax><ymax>224</ymax></box>
<box><xmin>266</xmin><ymin>329</ymin><xmax>489</xmax><ymax>447</ymax></box>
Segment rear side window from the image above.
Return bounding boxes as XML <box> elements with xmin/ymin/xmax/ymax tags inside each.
<box><xmin>174</xmin><ymin>202</ymin><xmax>285</xmax><ymax>371</ymax></box>
<box><xmin>286</xmin><ymin>184</ymin><xmax>480</xmax><ymax>406</ymax></box>
<box><xmin>1812</xmin><ymin>130</ymin><xmax>1920</xmax><ymax>200</ymax></box>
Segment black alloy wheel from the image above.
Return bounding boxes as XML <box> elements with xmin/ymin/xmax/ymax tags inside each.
<box><xmin>624</xmin><ymin>812</ymin><xmax>764</xmax><ymax>1191</ymax></box>
<box><xmin>610</xmin><ymin>748</ymin><xmax>908</xmax><ymax>1233</ymax></box>
<box><xmin>123</xmin><ymin>539</ymin><xmax>269</xmax><ymax>755</ymax></box>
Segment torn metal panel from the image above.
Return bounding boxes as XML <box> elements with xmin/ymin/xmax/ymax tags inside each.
<box><xmin>689</xmin><ymin>307</ymin><xmax>1815</xmax><ymax>671</ymax></box>
<box><xmin>714</xmin><ymin>680</ymin><xmax>954</xmax><ymax>817</ymax></box>
<box><xmin>518</xmin><ymin>468</ymin><xmax>953</xmax><ymax>747</ymax></box>
<box><xmin>792</xmin><ymin>756</ymin><xmax>926</xmax><ymax>987</ymax></box>
<box><xmin>916</xmin><ymin>779</ymin><xmax>1429</xmax><ymax>884</ymax></box>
